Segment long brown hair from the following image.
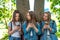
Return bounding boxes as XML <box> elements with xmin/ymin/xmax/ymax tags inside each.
<box><xmin>12</xmin><ymin>10</ymin><xmax>23</xmax><ymax>24</ymax></box>
<box><xmin>26</xmin><ymin>11</ymin><xmax>37</xmax><ymax>26</ymax></box>
<box><xmin>42</xmin><ymin>11</ymin><xmax>51</xmax><ymax>23</ymax></box>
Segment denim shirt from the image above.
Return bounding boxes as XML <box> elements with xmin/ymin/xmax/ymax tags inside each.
<box><xmin>22</xmin><ymin>21</ymin><xmax>41</xmax><ymax>40</ymax></box>
<box><xmin>40</xmin><ymin>20</ymin><xmax>58</xmax><ymax>40</ymax></box>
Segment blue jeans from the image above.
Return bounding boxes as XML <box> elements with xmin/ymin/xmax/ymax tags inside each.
<box><xmin>9</xmin><ymin>36</ymin><xmax>21</xmax><ymax>40</ymax></box>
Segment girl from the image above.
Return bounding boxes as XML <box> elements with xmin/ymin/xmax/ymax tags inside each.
<box><xmin>22</xmin><ymin>11</ymin><xmax>41</xmax><ymax>40</ymax></box>
<box><xmin>40</xmin><ymin>11</ymin><xmax>58</xmax><ymax>40</ymax></box>
<box><xmin>8</xmin><ymin>10</ymin><xmax>23</xmax><ymax>40</ymax></box>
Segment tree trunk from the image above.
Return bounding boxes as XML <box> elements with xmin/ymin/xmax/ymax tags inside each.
<box><xmin>16</xmin><ymin>0</ymin><xmax>30</xmax><ymax>21</ymax></box>
<box><xmin>34</xmin><ymin>0</ymin><xmax>44</xmax><ymax>22</ymax></box>
<box><xmin>16</xmin><ymin>0</ymin><xmax>44</xmax><ymax>22</ymax></box>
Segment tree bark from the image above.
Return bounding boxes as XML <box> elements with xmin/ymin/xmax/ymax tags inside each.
<box><xmin>16</xmin><ymin>0</ymin><xmax>44</xmax><ymax>22</ymax></box>
<box><xmin>34</xmin><ymin>0</ymin><xmax>44</xmax><ymax>22</ymax></box>
<box><xmin>16</xmin><ymin>0</ymin><xmax>30</xmax><ymax>21</ymax></box>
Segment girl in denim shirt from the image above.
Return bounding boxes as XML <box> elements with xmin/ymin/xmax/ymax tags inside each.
<box><xmin>22</xmin><ymin>11</ymin><xmax>41</xmax><ymax>40</ymax></box>
<box><xmin>40</xmin><ymin>12</ymin><xmax>58</xmax><ymax>40</ymax></box>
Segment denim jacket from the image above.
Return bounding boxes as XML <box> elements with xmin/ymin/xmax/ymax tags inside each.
<box><xmin>22</xmin><ymin>21</ymin><xmax>41</xmax><ymax>40</ymax></box>
<box><xmin>40</xmin><ymin>20</ymin><xmax>58</xmax><ymax>40</ymax></box>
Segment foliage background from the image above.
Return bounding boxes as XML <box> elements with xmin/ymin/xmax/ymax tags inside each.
<box><xmin>0</xmin><ymin>0</ymin><xmax>16</xmax><ymax>40</ymax></box>
<box><xmin>0</xmin><ymin>0</ymin><xmax>60</xmax><ymax>40</ymax></box>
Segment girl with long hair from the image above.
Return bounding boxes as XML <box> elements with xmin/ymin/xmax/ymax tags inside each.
<box><xmin>8</xmin><ymin>10</ymin><xmax>23</xmax><ymax>40</ymax></box>
<box><xmin>22</xmin><ymin>11</ymin><xmax>41</xmax><ymax>40</ymax></box>
<box><xmin>40</xmin><ymin>11</ymin><xmax>58</xmax><ymax>40</ymax></box>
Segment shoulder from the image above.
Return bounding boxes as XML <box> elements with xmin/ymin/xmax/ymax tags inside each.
<box><xmin>22</xmin><ymin>21</ymin><xmax>27</xmax><ymax>29</ymax></box>
<box><xmin>50</xmin><ymin>20</ymin><xmax>55</xmax><ymax>23</ymax></box>
<box><xmin>23</xmin><ymin>21</ymin><xmax>27</xmax><ymax>24</ymax></box>
<box><xmin>22</xmin><ymin>21</ymin><xmax>27</xmax><ymax>26</ymax></box>
<box><xmin>36</xmin><ymin>22</ymin><xmax>40</xmax><ymax>24</ymax></box>
<box><xmin>8</xmin><ymin>21</ymin><xmax>12</xmax><ymax>27</ymax></box>
<box><xmin>36</xmin><ymin>22</ymin><xmax>40</xmax><ymax>26</ymax></box>
<box><xmin>8</xmin><ymin>21</ymin><xmax>12</xmax><ymax>25</ymax></box>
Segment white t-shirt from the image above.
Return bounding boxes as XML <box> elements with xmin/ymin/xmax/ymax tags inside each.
<box><xmin>8</xmin><ymin>22</ymin><xmax>21</xmax><ymax>38</ymax></box>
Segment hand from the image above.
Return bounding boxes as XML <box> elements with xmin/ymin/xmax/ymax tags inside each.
<box><xmin>45</xmin><ymin>25</ymin><xmax>52</xmax><ymax>31</ymax></box>
<box><xmin>42</xmin><ymin>24</ymin><xmax>48</xmax><ymax>32</ymax></box>
<box><xmin>32</xmin><ymin>24</ymin><xmax>38</xmax><ymax>32</ymax></box>
<box><xmin>27</xmin><ymin>23</ymin><xmax>33</xmax><ymax>28</ymax></box>
<box><xmin>26</xmin><ymin>23</ymin><xmax>31</xmax><ymax>31</ymax></box>
<box><xmin>18</xmin><ymin>28</ymin><xmax>21</xmax><ymax>31</ymax></box>
<box><xmin>49</xmin><ymin>27</ymin><xmax>52</xmax><ymax>31</ymax></box>
<box><xmin>31</xmin><ymin>23</ymin><xmax>36</xmax><ymax>28</ymax></box>
<box><xmin>14</xmin><ymin>26</ymin><xmax>20</xmax><ymax>31</ymax></box>
<box><xmin>43</xmin><ymin>24</ymin><xmax>49</xmax><ymax>29</ymax></box>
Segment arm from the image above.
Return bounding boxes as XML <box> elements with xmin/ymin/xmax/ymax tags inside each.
<box><xmin>50</xmin><ymin>22</ymin><xmax>57</xmax><ymax>34</ymax></box>
<box><xmin>8</xmin><ymin>22</ymin><xmax>15</xmax><ymax>35</ymax></box>
<box><xmin>34</xmin><ymin>22</ymin><xmax>41</xmax><ymax>35</ymax></box>
<box><xmin>34</xmin><ymin>26</ymin><xmax>38</xmax><ymax>32</ymax></box>
<box><xmin>42</xmin><ymin>24</ymin><xmax>47</xmax><ymax>32</ymax></box>
<box><xmin>22</xmin><ymin>22</ymin><xmax>30</xmax><ymax>34</ymax></box>
<box><xmin>26</xmin><ymin>24</ymin><xmax>31</xmax><ymax>31</ymax></box>
<box><xmin>22</xmin><ymin>22</ymin><xmax>31</xmax><ymax>39</ymax></box>
<box><xmin>8</xmin><ymin>27</ymin><xmax>15</xmax><ymax>35</ymax></box>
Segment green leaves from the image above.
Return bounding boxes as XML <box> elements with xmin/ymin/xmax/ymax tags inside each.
<box><xmin>0</xmin><ymin>0</ymin><xmax>16</xmax><ymax>28</ymax></box>
<box><xmin>50</xmin><ymin>0</ymin><xmax>60</xmax><ymax>37</ymax></box>
<box><xmin>0</xmin><ymin>0</ymin><xmax>16</xmax><ymax>39</ymax></box>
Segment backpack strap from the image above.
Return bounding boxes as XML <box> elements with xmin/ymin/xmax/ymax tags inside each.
<box><xmin>9</xmin><ymin>22</ymin><xmax>12</xmax><ymax>37</ymax></box>
<box><xmin>10</xmin><ymin>22</ymin><xmax>12</xmax><ymax>30</ymax></box>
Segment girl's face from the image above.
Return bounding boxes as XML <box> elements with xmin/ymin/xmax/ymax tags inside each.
<box><xmin>26</xmin><ymin>13</ymin><xmax>31</xmax><ymax>21</ymax></box>
<box><xmin>43</xmin><ymin>13</ymin><xmax>48</xmax><ymax>21</ymax></box>
<box><xmin>15</xmin><ymin>13</ymin><xmax>20</xmax><ymax>21</ymax></box>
